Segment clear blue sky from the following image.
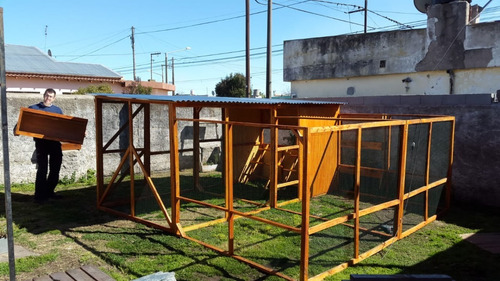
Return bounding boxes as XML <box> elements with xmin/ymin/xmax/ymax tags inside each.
<box><xmin>0</xmin><ymin>0</ymin><xmax>497</xmax><ymax>96</ymax></box>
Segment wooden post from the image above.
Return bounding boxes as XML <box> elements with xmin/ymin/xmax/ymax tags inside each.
<box><xmin>354</xmin><ymin>128</ymin><xmax>362</xmax><ymax>259</ymax></box>
<box><xmin>396</xmin><ymin>124</ymin><xmax>409</xmax><ymax>239</ymax></box>
<box><xmin>386</xmin><ymin>126</ymin><xmax>392</xmax><ymax>170</ymax></box>
<box><xmin>169</xmin><ymin>104</ymin><xmax>181</xmax><ymax>228</ymax></box>
<box><xmin>95</xmin><ymin>98</ymin><xmax>104</xmax><ymax>205</ymax></box>
<box><xmin>144</xmin><ymin>103</ymin><xmax>151</xmax><ymax>175</ymax></box>
<box><xmin>425</xmin><ymin>123</ymin><xmax>433</xmax><ymax>220</ymax></box>
<box><xmin>193</xmin><ymin>107</ymin><xmax>202</xmax><ymax>191</ymax></box>
<box><xmin>128</xmin><ymin>101</ymin><xmax>136</xmax><ymax>217</ymax></box>
<box><xmin>445</xmin><ymin>120</ymin><xmax>455</xmax><ymax>210</ymax></box>
<box><xmin>270</xmin><ymin>108</ymin><xmax>278</xmax><ymax>207</ymax></box>
<box><xmin>223</xmin><ymin>109</ymin><xmax>235</xmax><ymax>254</ymax></box>
<box><xmin>299</xmin><ymin>129</ymin><xmax>310</xmax><ymax>281</ymax></box>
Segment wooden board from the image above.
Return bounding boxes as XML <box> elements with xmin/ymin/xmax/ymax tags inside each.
<box><xmin>32</xmin><ymin>265</ymin><xmax>114</xmax><ymax>281</ymax></box>
<box><xmin>15</xmin><ymin>107</ymin><xmax>88</xmax><ymax>150</ymax></box>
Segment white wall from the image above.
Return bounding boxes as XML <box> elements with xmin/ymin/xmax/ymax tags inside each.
<box><xmin>291</xmin><ymin>68</ymin><xmax>500</xmax><ymax>98</ymax></box>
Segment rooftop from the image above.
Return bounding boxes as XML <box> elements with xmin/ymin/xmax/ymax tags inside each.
<box><xmin>92</xmin><ymin>93</ymin><xmax>346</xmax><ymax>106</ymax></box>
<box><xmin>5</xmin><ymin>44</ymin><xmax>122</xmax><ymax>79</ymax></box>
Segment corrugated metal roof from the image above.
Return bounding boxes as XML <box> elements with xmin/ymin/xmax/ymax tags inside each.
<box><xmin>92</xmin><ymin>93</ymin><xmax>346</xmax><ymax>105</ymax></box>
<box><xmin>5</xmin><ymin>44</ymin><xmax>122</xmax><ymax>79</ymax></box>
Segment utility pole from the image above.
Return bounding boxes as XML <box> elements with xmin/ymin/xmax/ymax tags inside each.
<box><xmin>165</xmin><ymin>54</ymin><xmax>168</xmax><ymax>84</ymax></box>
<box><xmin>246</xmin><ymin>0</ymin><xmax>251</xmax><ymax>98</ymax></box>
<box><xmin>266</xmin><ymin>0</ymin><xmax>272</xmax><ymax>99</ymax></box>
<box><xmin>364</xmin><ymin>0</ymin><xmax>368</xmax><ymax>34</ymax></box>
<box><xmin>131</xmin><ymin>26</ymin><xmax>136</xmax><ymax>81</ymax></box>
<box><xmin>348</xmin><ymin>0</ymin><xmax>368</xmax><ymax>33</ymax></box>
<box><xmin>165</xmin><ymin>47</ymin><xmax>190</xmax><ymax>85</ymax></box>
<box><xmin>0</xmin><ymin>7</ymin><xmax>16</xmax><ymax>281</ymax></box>
<box><xmin>150</xmin><ymin>52</ymin><xmax>161</xmax><ymax>81</ymax></box>
<box><xmin>171</xmin><ymin>57</ymin><xmax>175</xmax><ymax>85</ymax></box>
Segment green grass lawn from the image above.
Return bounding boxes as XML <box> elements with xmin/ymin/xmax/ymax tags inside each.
<box><xmin>0</xmin><ymin>175</ymin><xmax>499</xmax><ymax>281</ymax></box>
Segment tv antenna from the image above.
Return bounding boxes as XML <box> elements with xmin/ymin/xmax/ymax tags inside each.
<box><xmin>44</xmin><ymin>25</ymin><xmax>48</xmax><ymax>51</ymax></box>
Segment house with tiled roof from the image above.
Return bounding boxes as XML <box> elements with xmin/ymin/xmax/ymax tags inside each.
<box><xmin>5</xmin><ymin>44</ymin><xmax>174</xmax><ymax>95</ymax></box>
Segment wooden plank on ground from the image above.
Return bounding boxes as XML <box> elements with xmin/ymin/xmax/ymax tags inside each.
<box><xmin>81</xmin><ymin>265</ymin><xmax>115</xmax><ymax>281</ymax></box>
<box><xmin>49</xmin><ymin>272</ymin><xmax>73</xmax><ymax>281</ymax></box>
<box><xmin>66</xmin><ymin>267</ymin><xmax>95</xmax><ymax>281</ymax></box>
<box><xmin>32</xmin><ymin>276</ymin><xmax>52</xmax><ymax>281</ymax></box>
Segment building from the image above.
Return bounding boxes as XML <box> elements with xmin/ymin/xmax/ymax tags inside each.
<box><xmin>283</xmin><ymin>1</ymin><xmax>499</xmax><ymax>99</ymax></box>
<box><xmin>282</xmin><ymin>0</ymin><xmax>500</xmax><ymax>208</ymax></box>
<box><xmin>5</xmin><ymin>44</ymin><xmax>175</xmax><ymax>95</ymax></box>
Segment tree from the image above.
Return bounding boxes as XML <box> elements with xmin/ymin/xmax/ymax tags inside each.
<box><xmin>215</xmin><ymin>73</ymin><xmax>247</xmax><ymax>97</ymax></box>
<box><xmin>123</xmin><ymin>82</ymin><xmax>153</xmax><ymax>95</ymax></box>
<box><xmin>73</xmin><ymin>84</ymin><xmax>114</xmax><ymax>95</ymax></box>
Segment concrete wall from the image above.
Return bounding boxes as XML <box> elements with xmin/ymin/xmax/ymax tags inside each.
<box><xmin>283</xmin><ymin>2</ymin><xmax>500</xmax><ymax>98</ymax></box>
<box><xmin>317</xmin><ymin>94</ymin><xmax>500</xmax><ymax>208</ymax></box>
<box><xmin>290</xmin><ymin>68</ymin><xmax>500</xmax><ymax>98</ymax></box>
<box><xmin>0</xmin><ymin>93</ymin><xmax>221</xmax><ymax>184</ymax></box>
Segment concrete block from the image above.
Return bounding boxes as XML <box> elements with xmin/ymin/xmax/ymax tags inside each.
<box><xmin>465</xmin><ymin>94</ymin><xmax>492</xmax><ymax>105</ymax></box>
<box><xmin>342</xmin><ymin>97</ymin><xmax>365</xmax><ymax>105</ymax></box>
<box><xmin>366</xmin><ymin>96</ymin><xmax>401</xmax><ymax>105</ymax></box>
<box><xmin>400</xmin><ymin>95</ymin><xmax>422</xmax><ymax>106</ymax></box>
<box><xmin>420</xmin><ymin>95</ymin><xmax>444</xmax><ymax>106</ymax></box>
<box><xmin>441</xmin><ymin>95</ymin><xmax>466</xmax><ymax>105</ymax></box>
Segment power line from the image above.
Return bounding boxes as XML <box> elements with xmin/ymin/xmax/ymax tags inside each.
<box><xmin>67</xmin><ymin>35</ymin><xmax>130</xmax><ymax>61</ymax></box>
<box><xmin>134</xmin><ymin>0</ymin><xmax>325</xmax><ymax>36</ymax></box>
<box><xmin>255</xmin><ymin>0</ymin><xmax>367</xmax><ymax>27</ymax></box>
<box><xmin>117</xmin><ymin>48</ymin><xmax>284</xmax><ymax>74</ymax></box>
<box><xmin>58</xmin><ymin>1</ymin><xmax>421</xmax><ymax>64</ymax></box>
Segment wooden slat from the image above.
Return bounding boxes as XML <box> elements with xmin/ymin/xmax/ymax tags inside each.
<box><xmin>341</xmin><ymin>140</ymin><xmax>383</xmax><ymax>150</ymax></box>
<box><xmin>61</xmin><ymin>142</ymin><xmax>82</xmax><ymax>151</ymax></box>
<box><xmin>338</xmin><ymin>165</ymin><xmax>385</xmax><ymax>179</ymax></box>
<box><xmin>277</xmin><ymin>180</ymin><xmax>299</xmax><ymax>188</ymax></box>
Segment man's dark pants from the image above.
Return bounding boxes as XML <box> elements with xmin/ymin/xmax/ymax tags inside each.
<box><xmin>34</xmin><ymin>139</ymin><xmax>62</xmax><ymax>201</ymax></box>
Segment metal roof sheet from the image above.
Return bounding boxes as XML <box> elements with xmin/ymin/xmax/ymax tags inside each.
<box><xmin>92</xmin><ymin>93</ymin><xmax>346</xmax><ymax>105</ymax></box>
<box><xmin>5</xmin><ymin>44</ymin><xmax>122</xmax><ymax>79</ymax></box>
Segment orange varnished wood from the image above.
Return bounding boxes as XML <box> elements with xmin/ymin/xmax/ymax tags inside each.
<box><xmin>15</xmin><ymin>107</ymin><xmax>87</xmax><ymax>148</ymax></box>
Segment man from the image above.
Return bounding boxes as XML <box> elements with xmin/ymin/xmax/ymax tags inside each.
<box><xmin>29</xmin><ymin>88</ymin><xmax>64</xmax><ymax>203</ymax></box>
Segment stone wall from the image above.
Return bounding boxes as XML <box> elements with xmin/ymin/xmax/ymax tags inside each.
<box><xmin>0</xmin><ymin>93</ymin><xmax>222</xmax><ymax>184</ymax></box>
<box><xmin>2</xmin><ymin>93</ymin><xmax>497</xmax><ymax>208</ymax></box>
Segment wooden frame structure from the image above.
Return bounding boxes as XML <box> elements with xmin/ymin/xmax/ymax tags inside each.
<box><xmin>93</xmin><ymin>94</ymin><xmax>455</xmax><ymax>281</ymax></box>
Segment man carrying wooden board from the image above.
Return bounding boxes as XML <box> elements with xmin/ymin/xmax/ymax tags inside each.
<box><xmin>28</xmin><ymin>88</ymin><xmax>64</xmax><ymax>204</ymax></box>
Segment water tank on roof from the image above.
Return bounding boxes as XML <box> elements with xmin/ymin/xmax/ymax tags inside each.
<box><xmin>414</xmin><ymin>0</ymin><xmax>468</xmax><ymax>13</ymax></box>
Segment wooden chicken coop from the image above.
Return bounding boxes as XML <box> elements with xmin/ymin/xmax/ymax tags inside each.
<box><xmin>93</xmin><ymin>94</ymin><xmax>455</xmax><ymax>281</ymax></box>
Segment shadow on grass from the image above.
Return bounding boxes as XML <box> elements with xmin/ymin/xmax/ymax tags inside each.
<box><xmin>338</xmin><ymin>203</ymin><xmax>500</xmax><ymax>281</ymax></box>
<box><xmin>0</xmin><ymin>179</ymin><xmax>284</xmax><ymax>280</ymax></box>
<box><xmin>3</xmin><ymin>179</ymin><xmax>497</xmax><ymax>281</ymax></box>
<box><xmin>0</xmin><ymin>185</ymin><xmax>114</xmax><ymax>235</ymax></box>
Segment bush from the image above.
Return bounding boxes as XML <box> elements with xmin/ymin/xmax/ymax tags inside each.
<box><xmin>72</xmin><ymin>84</ymin><xmax>114</xmax><ymax>95</ymax></box>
